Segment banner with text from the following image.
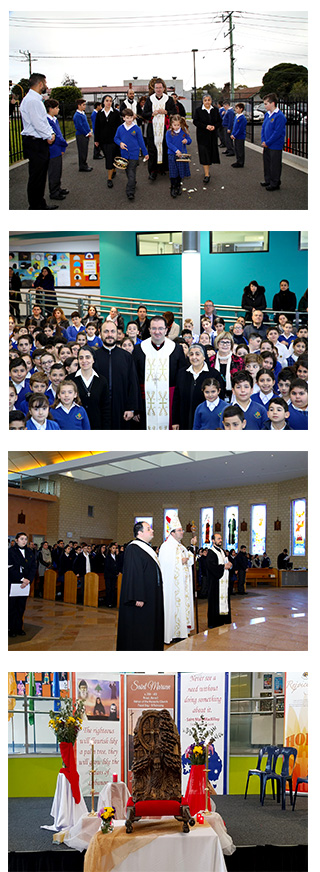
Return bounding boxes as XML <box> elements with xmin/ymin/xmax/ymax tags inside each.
<box><xmin>284</xmin><ymin>672</ymin><xmax>308</xmax><ymax>794</ymax></box>
<box><xmin>126</xmin><ymin>674</ymin><xmax>175</xmax><ymax>792</ymax></box>
<box><xmin>75</xmin><ymin>672</ymin><xmax>121</xmax><ymax>796</ymax></box>
<box><xmin>179</xmin><ymin>673</ymin><xmax>228</xmax><ymax>795</ymax></box>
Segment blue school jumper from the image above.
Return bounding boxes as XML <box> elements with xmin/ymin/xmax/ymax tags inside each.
<box><xmin>231</xmin><ymin>114</ymin><xmax>247</xmax><ymax>139</ymax></box>
<box><xmin>51</xmin><ymin>404</ymin><xmax>91</xmax><ymax>430</ymax></box>
<box><xmin>86</xmin><ymin>336</ymin><xmax>103</xmax><ymax>348</ymax></box>
<box><xmin>287</xmin><ymin>406</ymin><xmax>308</xmax><ymax>430</ymax></box>
<box><xmin>47</xmin><ymin>116</ymin><xmax>68</xmax><ymax>157</ymax></box>
<box><xmin>73</xmin><ymin>111</ymin><xmax>91</xmax><ymax>136</ymax></box>
<box><xmin>232</xmin><ymin>399</ymin><xmax>268</xmax><ymax>430</ymax></box>
<box><xmin>66</xmin><ymin>324</ymin><xmax>86</xmax><ymax>341</ymax></box>
<box><xmin>45</xmin><ymin>387</ymin><xmax>57</xmax><ymax>405</ymax></box>
<box><xmin>26</xmin><ymin>419</ymin><xmax>60</xmax><ymax>430</ymax></box>
<box><xmin>193</xmin><ymin>399</ymin><xmax>227</xmax><ymax>430</ymax></box>
<box><xmin>261</xmin><ymin>110</ymin><xmax>286</xmax><ymax>149</ymax></box>
<box><xmin>262</xmin><ymin>420</ymin><xmax>292</xmax><ymax>430</ymax></box>
<box><xmin>114</xmin><ymin>124</ymin><xmax>148</xmax><ymax>159</ymax></box>
<box><xmin>11</xmin><ymin>379</ymin><xmax>30</xmax><ymax>410</ymax></box>
<box><xmin>222</xmin><ymin>108</ymin><xmax>235</xmax><ymax>129</ymax></box>
<box><xmin>166</xmin><ymin>128</ymin><xmax>192</xmax><ymax>179</ymax></box>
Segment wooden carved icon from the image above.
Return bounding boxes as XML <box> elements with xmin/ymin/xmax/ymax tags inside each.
<box><xmin>131</xmin><ymin>709</ymin><xmax>181</xmax><ymax>801</ymax></box>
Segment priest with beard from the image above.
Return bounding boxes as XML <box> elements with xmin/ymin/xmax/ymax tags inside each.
<box><xmin>116</xmin><ymin>521</ymin><xmax>164</xmax><ymax>651</ymax></box>
<box><xmin>120</xmin><ymin>87</ymin><xmax>138</xmax><ymax>119</ymax></box>
<box><xmin>206</xmin><ymin>532</ymin><xmax>233</xmax><ymax>629</ymax></box>
<box><xmin>142</xmin><ymin>79</ymin><xmax>176</xmax><ymax>180</ymax></box>
<box><xmin>94</xmin><ymin>320</ymin><xmax>141</xmax><ymax>429</ymax></box>
<box><xmin>159</xmin><ymin>514</ymin><xmax>196</xmax><ymax>645</ymax></box>
<box><xmin>133</xmin><ymin>315</ymin><xmax>185</xmax><ymax>429</ymax></box>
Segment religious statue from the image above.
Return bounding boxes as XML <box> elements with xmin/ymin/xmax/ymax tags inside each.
<box><xmin>132</xmin><ymin>709</ymin><xmax>181</xmax><ymax>801</ymax></box>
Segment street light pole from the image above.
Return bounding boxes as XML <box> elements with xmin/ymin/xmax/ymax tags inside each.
<box><xmin>191</xmin><ymin>49</ymin><xmax>198</xmax><ymax>107</ymax></box>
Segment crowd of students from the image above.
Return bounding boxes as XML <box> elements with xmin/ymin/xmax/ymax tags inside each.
<box><xmin>9</xmin><ymin>293</ymin><xmax>308</xmax><ymax>431</ymax></box>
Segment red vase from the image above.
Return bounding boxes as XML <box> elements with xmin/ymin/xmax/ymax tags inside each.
<box><xmin>184</xmin><ymin>764</ymin><xmax>206</xmax><ymax>815</ymax></box>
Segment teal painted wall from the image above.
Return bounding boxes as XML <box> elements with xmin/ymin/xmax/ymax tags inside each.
<box><xmin>11</xmin><ymin>232</ymin><xmax>307</xmax><ymax>311</ymax></box>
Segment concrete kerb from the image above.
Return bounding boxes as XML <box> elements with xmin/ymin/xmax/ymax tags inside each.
<box><xmin>9</xmin><ymin>137</ymin><xmax>77</xmax><ymax>171</ymax></box>
<box><xmin>246</xmin><ymin>141</ymin><xmax>308</xmax><ymax>174</ymax></box>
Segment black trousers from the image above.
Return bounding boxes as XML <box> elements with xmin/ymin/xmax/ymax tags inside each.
<box><xmin>76</xmin><ymin>134</ymin><xmax>89</xmax><ymax>169</ymax></box>
<box><xmin>22</xmin><ymin>136</ymin><xmax>50</xmax><ymax>209</ymax></box>
<box><xmin>125</xmin><ymin>159</ymin><xmax>139</xmax><ymax>195</ymax></box>
<box><xmin>48</xmin><ymin>154</ymin><xmax>62</xmax><ymax>196</ymax></box>
<box><xmin>235</xmin><ymin>139</ymin><xmax>245</xmax><ymax>166</ymax></box>
<box><xmin>224</xmin><ymin>130</ymin><xmax>235</xmax><ymax>154</ymax></box>
<box><xmin>237</xmin><ymin>569</ymin><xmax>246</xmax><ymax>594</ymax></box>
<box><xmin>8</xmin><ymin>595</ymin><xmax>27</xmax><ymax>634</ymax></box>
<box><xmin>263</xmin><ymin>147</ymin><xmax>282</xmax><ymax>187</ymax></box>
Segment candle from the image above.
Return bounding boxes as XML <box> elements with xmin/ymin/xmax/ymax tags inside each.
<box><xmin>113</xmin><ymin>773</ymin><xmax>118</xmax><ymax>783</ymax></box>
<box><xmin>91</xmin><ymin>741</ymin><xmax>94</xmax><ymax>771</ymax></box>
<box><xmin>196</xmin><ymin>813</ymin><xmax>204</xmax><ymax>824</ymax></box>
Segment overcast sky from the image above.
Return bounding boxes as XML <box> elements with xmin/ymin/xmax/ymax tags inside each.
<box><xmin>9</xmin><ymin>6</ymin><xmax>308</xmax><ymax>93</ymax></box>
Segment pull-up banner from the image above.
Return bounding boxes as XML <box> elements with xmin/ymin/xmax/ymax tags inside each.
<box><xmin>178</xmin><ymin>672</ymin><xmax>229</xmax><ymax>795</ymax></box>
<box><xmin>75</xmin><ymin>672</ymin><xmax>121</xmax><ymax>796</ymax></box>
<box><xmin>284</xmin><ymin>672</ymin><xmax>308</xmax><ymax>794</ymax></box>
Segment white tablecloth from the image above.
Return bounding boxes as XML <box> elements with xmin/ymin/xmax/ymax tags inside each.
<box><xmin>98</xmin><ymin>782</ymin><xmax>130</xmax><ymax>819</ymax></box>
<box><xmin>86</xmin><ymin>819</ymin><xmax>228</xmax><ymax>872</ymax></box>
<box><xmin>41</xmin><ymin>771</ymin><xmax>88</xmax><ymax>831</ymax></box>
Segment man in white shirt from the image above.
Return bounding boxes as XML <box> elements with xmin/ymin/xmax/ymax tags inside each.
<box><xmin>19</xmin><ymin>72</ymin><xmax>57</xmax><ymax>210</ymax></box>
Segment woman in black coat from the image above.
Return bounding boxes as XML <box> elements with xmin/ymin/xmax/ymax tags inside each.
<box><xmin>171</xmin><ymin>343</ymin><xmax>225</xmax><ymax>430</ymax></box>
<box><xmin>241</xmin><ymin>280</ymin><xmax>267</xmax><ymax>320</ymax></box>
<box><xmin>33</xmin><ymin>267</ymin><xmax>57</xmax><ymax>314</ymax></box>
<box><xmin>94</xmin><ymin>94</ymin><xmax>122</xmax><ymax>188</ymax></box>
<box><xmin>71</xmin><ymin>346</ymin><xmax>111</xmax><ymax>429</ymax></box>
<box><xmin>193</xmin><ymin>94</ymin><xmax>221</xmax><ymax>183</ymax></box>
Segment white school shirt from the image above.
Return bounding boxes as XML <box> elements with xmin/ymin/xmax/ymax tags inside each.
<box><xmin>206</xmin><ymin>397</ymin><xmax>220</xmax><ymax>411</ymax></box>
<box><xmin>258</xmin><ymin>389</ymin><xmax>274</xmax><ymax>405</ymax></box>
<box><xmin>30</xmin><ymin>417</ymin><xmax>47</xmax><ymax>430</ymax></box>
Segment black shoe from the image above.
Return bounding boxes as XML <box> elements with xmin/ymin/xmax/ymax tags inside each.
<box><xmin>79</xmin><ymin>167</ymin><xmax>93</xmax><ymax>172</ymax></box>
<box><xmin>8</xmin><ymin>631</ymin><xmax>17</xmax><ymax>637</ymax></box>
<box><xmin>18</xmin><ymin>630</ymin><xmax>27</xmax><ymax>636</ymax></box>
<box><xmin>171</xmin><ymin>188</ymin><xmax>178</xmax><ymax>198</ymax></box>
<box><xmin>203</xmin><ymin>175</ymin><xmax>210</xmax><ymax>184</ymax></box>
<box><xmin>231</xmin><ymin>163</ymin><xmax>241</xmax><ymax>167</ymax></box>
<box><xmin>266</xmin><ymin>185</ymin><xmax>279</xmax><ymax>191</ymax></box>
<box><xmin>148</xmin><ymin>173</ymin><xmax>156</xmax><ymax>181</ymax></box>
<box><xmin>60</xmin><ymin>188</ymin><xmax>69</xmax><ymax>195</ymax></box>
<box><xmin>93</xmin><ymin>155</ymin><xmax>104</xmax><ymax>160</ymax></box>
<box><xmin>107</xmin><ymin>179</ymin><xmax>113</xmax><ymax>188</ymax></box>
<box><xmin>127</xmin><ymin>193</ymin><xmax>134</xmax><ymax>200</ymax></box>
<box><xmin>50</xmin><ymin>193</ymin><xmax>66</xmax><ymax>200</ymax></box>
<box><xmin>44</xmin><ymin>204</ymin><xmax>59</xmax><ymax>209</ymax></box>
<box><xmin>224</xmin><ymin>152</ymin><xmax>234</xmax><ymax>156</ymax></box>
<box><xmin>222</xmin><ymin>151</ymin><xmax>228</xmax><ymax>154</ymax></box>
<box><xmin>260</xmin><ymin>181</ymin><xmax>269</xmax><ymax>187</ymax></box>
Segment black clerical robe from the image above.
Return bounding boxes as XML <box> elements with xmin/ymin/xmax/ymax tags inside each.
<box><xmin>206</xmin><ymin>547</ymin><xmax>231</xmax><ymax>629</ymax></box>
<box><xmin>117</xmin><ymin>540</ymin><xmax>164</xmax><ymax>651</ymax></box>
<box><xmin>94</xmin><ymin>345</ymin><xmax>141</xmax><ymax>429</ymax></box>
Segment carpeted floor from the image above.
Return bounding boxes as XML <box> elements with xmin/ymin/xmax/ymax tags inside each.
<box><xmin>8</xmin><ymin>794</ymin><xmax>307</xmax><ymax>853</ymax></box>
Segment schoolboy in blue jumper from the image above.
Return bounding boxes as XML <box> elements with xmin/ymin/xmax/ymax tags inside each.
<box><xmin>230</xmin><ymin>103</ymin><xmax>247</xmax><ymax>167</ymax></box>
<box><xmin>9</xmin><ymin>358</ymin><xmax>30</xmax><ymax>410</ymax></box>
<box><xmin>85</xmin><ymin>323</ymin><xmax>103</xmax><ymax>348</ymax></box>
<box><xmin>66</xmin><ymin>312</ymin><xmax>86</xmax><ymax>342</ymax></box>
<box><xmin>231</xmin><ymin>370</ymin><xmax>268</xmax><ymax>429</ymax></box>
<box><xmin>73</xmin><ymin>98</ymin><xmax>93</xmax><ymax>172</ymax></box>
<box><xmin>261</xmin><ymin>92</ymin><xmax>286</xmax><ymax>191</ymax></box>
<box><xmin>193</xmin><ymin>378</ymin><xmax>227</xmax><ymax>429</ymax></box>
<box><xmin>287</xmin><ymin>379</ymin><xmax>308</xmax><ymax>430</ymax></box>
<box><xmin>222</xmin><ymin>101</ymin><xmax>235</xmax><ymax>156</ymax></box>
<box><xmin>262</xmin><ymin>397</ymin><xmax>292</xmax><ymax>430</ymax></box>
<box><xmin>166</xmin><ymin>115</ymin><xmax>192</xmax><ymax>198</ymax></box>
<box><xmin>114</xmin><ymin>108</ymin><xmax>148</xmax><ymax>200</ymax></box>
<box><xmin>46</xmin><ymin>100</ymin><xmax>69</xmax><ymax>201</ymax></box>
<box><xmin>91</xmin><ymin>101</ymin><xmax>103</xmax><ymax>159</ymax></box>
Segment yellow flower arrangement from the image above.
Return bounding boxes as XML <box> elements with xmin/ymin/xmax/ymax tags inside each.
<box><xmin>48</xmin><ymin>698</ymin><xmax>85</xmax><ymax>744</ymax></box>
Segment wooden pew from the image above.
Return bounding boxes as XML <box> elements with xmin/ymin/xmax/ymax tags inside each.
<box><xmin>43</xmin><ymin>569</ymin><xmax>57</xmax><ymax>600</ymax></box>
<box><xmin>84</xmin><ymin>572</ymin><xmax>99</xmax><ymax>607</ymax></box>
<box><xmin>64</xmin><ymin>571</ymin><xmax>78</xmax><ymax>604</ymax></box>
<box><xmin>117</xmin><ymin>573</ymin><xmax>122</xmax><ymax>609</ymax></box>
<box><xmin>246</xmin><ymin>567</ymin><xmax>279</xmax><ymax>588</ymax></box>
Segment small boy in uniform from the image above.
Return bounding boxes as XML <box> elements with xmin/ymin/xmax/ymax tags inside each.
<box><xmin>114</xmin><ymin>108</ymin><xmax>149</xmax><ymax>200</ymax></box>
<box><xmin>9</xmin><ymin>410</ymin><xmax>26</xmax><ymax>429</ymax></box>
<box><xmin>46</xmin><ymin>99</ymin><xmax>69</xmax><ymax>201</ymax></box>
<box><xmin>222</xmin><ymin>404</ymin><xmax>247</xmax><ymax>430</ymax></box>
<box><xmin>262</xmin><ymin>397</ymin><xmax>292</xmax><ymax>430</ymax></box>
<box><xmin>287</xmin><ymin>379</ymin><xmax>308</xmax><ymax>429</ymax></box>
<box><xmin>73</xmin><ymin>98</ymin><xmax>92</xmax><ymax>172</ymax></box>
<box><xmin>231</xmin><ymin>370</ymin><xmax>268</xmax><ymax>429</ymax></box>
<box><xmin>230</xmin><ymin>102</ymin><xmax>247</xmax><ymax>167</ymax></box>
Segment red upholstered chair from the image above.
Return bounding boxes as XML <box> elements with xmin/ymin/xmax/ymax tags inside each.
<box><xmin>125</xmin><ymin>797</ymin><xmax>195</xmax><ymax>833</ymax></box>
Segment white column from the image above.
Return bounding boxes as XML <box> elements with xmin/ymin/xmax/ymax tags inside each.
<box><xmin>181</xmin><ymin>232</ymin><xmax>201</xmax><ymax>333</ymax></box>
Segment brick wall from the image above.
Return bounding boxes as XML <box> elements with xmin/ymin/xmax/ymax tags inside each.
<box><xmin>46</xmin><ymin>476</ymin><xmax>118</xmax><ymax>543</ymax></box>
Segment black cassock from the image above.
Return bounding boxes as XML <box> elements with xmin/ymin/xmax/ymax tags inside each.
<box><xmin>116</xmin><ymin>541</ymin><xmax>164</xmax><ymax>651</ymax></box>
<box><xmin>94</xmin><ymin>345</ymin><xmax>141</xmax><ymax>429</ymax></box>
<box><xmin>172</xmin><ymin>365</ymin><xmax>226</xmax><ymax>429</ymax></box>
<box><xmin>133</xmin><ymin>341</ymin><xmax>185</xmax><ymax>428</ymax></box>
<box><xmin>206</xmin><ymin>547</ymin><xmax>231</xmax><ymax>629</ymax></box>
<box><xmin>193</xmin><ymin>106</ymin><xmax>221</xmax><ymax>165</ymax></box>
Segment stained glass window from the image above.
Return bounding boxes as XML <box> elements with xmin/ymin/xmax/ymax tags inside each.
<box><xmin>251</xmin><ymin>504</ymin><xmax>267</xmax><ymax>555</ymax></box>
<box><xmin>292</xmin><ymin>499</ymin><xmax>306</xmax><ymax>556</ymax></box>
<box><xmin>200</xmin><ymin>507</ymin><xmax>214</xmax><ymax>548</ymax></box>
<box><xmin>163</xmin><ymin>508</ymin><xmax>179</xmax><ymax>540</ymax></box>
<box><xmin>224</xmin><ymin>506</ymin><xmax>239</xmax><ymax>552</ymax></box>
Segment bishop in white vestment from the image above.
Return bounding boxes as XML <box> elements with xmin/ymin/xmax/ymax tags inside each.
<box><xmin>159</xmin><ymin>514</ymin><xmax>195</xmax><ymax>644</ymax></box>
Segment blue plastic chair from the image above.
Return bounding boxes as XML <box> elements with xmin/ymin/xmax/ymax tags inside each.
<box><xmin>244</xmin><ymin>746</ymin><xmax>279</xmax><ymax>802</ymax></box>
<box><xmin>292</xmin><ymin>775</ymin><xmax>308</xmax><ymax>811</ymax></box>
<box><xmin>261</xmin><ymin>746</ymin><xmax>297</xmax><ymax>810</ymax></box>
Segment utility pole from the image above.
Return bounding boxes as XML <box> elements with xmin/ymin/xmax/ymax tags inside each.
<box><xmin>19</xmin><ymin>50</ymin><xmax>34</xmax><ymax>77</ymax></box>
<box><xmin>222</xmin><ymin>12</ymin><xmax>235</xmax><ymax>101</ymax></box>
<box><xmin>191</xmin><ymin>49</ymin><xmax>198</xmax><ymax>107</ymax></box>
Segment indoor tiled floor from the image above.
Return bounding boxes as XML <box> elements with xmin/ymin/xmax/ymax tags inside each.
<box><xmin>9</xmin><ymin>586</ymin><xmax>307</xmax><ymax>651</ymax></box>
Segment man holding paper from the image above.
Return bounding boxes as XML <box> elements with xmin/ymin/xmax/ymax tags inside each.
<box><xmin>8</xmin><ymin>533</ymin><xmax>37</xmax><ymax>637</ymax></box>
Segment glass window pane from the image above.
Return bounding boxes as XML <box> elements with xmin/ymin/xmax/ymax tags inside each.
<box><xmin>210</xmin><ymin>231</ymin><xmax>269</xmax><ymax>253</ymax></box>
<box><xmin>137</xmin><ymin>233</ymin><xmax>182</xmax><ymax>255</ymax></box>
<box><xmin>163</xmin><ymin>508</ymin><xmax>179</xmax><ymax>540</ymax></box>
<box><xmin>299</xmin><ymin>231</ymin><xmax>308</xmax><ymax>250</ymax></box>
<box><xmin>251</xmin><ymin>504</ymin><xmax>266</xmax><ymax>555</ymax></box>
<box><xmin>200</xmin><ymin>507</ymin><xmax>214</xmax><ymax>547</ymax></box>
<box><xmin>224</xmin><ymin>506</ymin><xmax>239</xmax><ymax>551</ymax></box>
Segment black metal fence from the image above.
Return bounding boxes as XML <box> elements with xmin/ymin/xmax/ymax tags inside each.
<box><xmin>190</xmin><ymin>97</ymin><xmax>308</xmax><ymax>159</ymax></box>
<box><xmin>9</xmin><ymin>100</ymin><xmax>78</xmax><ymax>165</ymax></box>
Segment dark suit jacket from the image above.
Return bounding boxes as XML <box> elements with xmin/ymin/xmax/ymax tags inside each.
<box><xmin>73</xmin><ymin>553</ymin><xmax>94</xmax><ymax>577</ymax></box>
<box><xmin>8</xmin><ymin>544</ymin><xmax>37</xmax><ymax>592</ymax></box>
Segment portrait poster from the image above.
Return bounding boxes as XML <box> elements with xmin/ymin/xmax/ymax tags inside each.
<box><xmin>75</xmin><ymin>673</ymin><xmax>121</xmax><ymax>795</ymax></box>
<box><xmin>179</xmin><ymin>673</ymin><xmax>229</xmax><ymax>795</ymax></box>
<box><xmin>126</xmin><ymin>674</ymin><xmax>175</xmax><ymax>791</ymax></box>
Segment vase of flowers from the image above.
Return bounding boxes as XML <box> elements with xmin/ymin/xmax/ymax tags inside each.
<box><xmin>48</xmin><ymin>698</ymin><xmax>85</xmax><ymax>803</ymax></box>
<box><xmin>98</xmin><ymin>806</ymin><xmax>116</xmax><ymax>834</ymax></box>
<box><xmin>184</xmin><ymin>716</ymin><xmax>222</xmax><ymax>815</ymax></box>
